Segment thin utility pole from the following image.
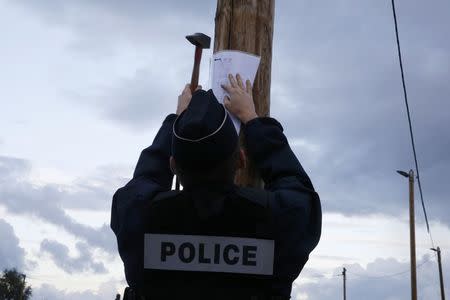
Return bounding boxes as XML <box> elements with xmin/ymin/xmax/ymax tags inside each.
<box><xmin>408</xmin><ymin>169</ymin><xmax>418</xmax><ymax>300</ymax></box>
<box><xmin>431</xmin><ymin>247</ymin><xmax>446</xmax><ymax>300</ymax></box>
<box><xmin>214</xmin><ymin>0</ymin><xmax>275</xmax><ymax>187</ymax></box>
<box><xmin>342</xmin><ymin>267</ymin><xmax>347</xmax><ymax>300</ymax></box>
<box><xmin>398</xmin><ymin>169</ymin><xmax>418</xmax><ymax>300</ymax></box>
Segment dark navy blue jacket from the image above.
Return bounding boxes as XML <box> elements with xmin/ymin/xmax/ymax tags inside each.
<box><xmin>111</xmin><ymin>114</ymin><xmax>321</xmax><ymax>297</ymax></box>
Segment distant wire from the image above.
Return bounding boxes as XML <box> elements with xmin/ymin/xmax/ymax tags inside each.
<box><xmin>295</xmin><ymin>256</ymin><xmax>434</xmax><ymax>285</ymax></box>
<box><xmin>299</xmin><ymin>257</ymin><xmax>433</xmax><ymax>283</ymax></box>
<box><xmin>390</xmin><ymin>0</ymin><xmax>434</xmax><ymax>248</ymax></box>
<box><xmin>350</xmin><ymin>268</ymin><xmax>410</xmax><ymax>279</ymax></box>
<box><xmin>346</xmin><ymin>257</ymin><xmax>433</xmax><ymax>280</ymax></box>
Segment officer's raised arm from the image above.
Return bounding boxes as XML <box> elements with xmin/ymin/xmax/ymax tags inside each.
<box><xmin>133</xmin><ymin>84</ymin><xmax>202</xmax><ymax>181</ymax></box>
<box><xmin>222</xmin><ymin>74</ymin><xmax>313</xmax><ymax>190</ymax></box>
<box><xmin>223</xmin><ymin>74</ymin><xmax>321</xmax><ymax>287</ymax></box>
<box><xmin>110</xmin><ymin>84</ymin><xmax>199</xmax><ymax>286</ymax></box>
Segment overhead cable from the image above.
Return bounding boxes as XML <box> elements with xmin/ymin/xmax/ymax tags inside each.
<box><xmin>390</xmin><ymin>0</ymin><xmax>434</xmax><ymax>247</ymax></box>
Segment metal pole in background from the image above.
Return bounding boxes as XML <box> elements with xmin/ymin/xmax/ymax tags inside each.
<box><xmin>431</xmin><ymin>246</ymin><xmax>446</xmax><ymax>300</ymax></box>
<box><xmin>343</xmin><ymin>267</ymin><xmax>347</xmax><ymax>300</ymax></box>
<box><xmin>408</xmin><ymin>169</ymin><xmax>418</xmax><ymax>300</ymax></box>
<box><xmin>437</xmin><ymin>247</ymin><xmax>446</xmax><ymax>300</ymax></box>
<box><xmin>397</xmin><ymin>169</ymin><xmax>418</xmax><ymax>300</ymax></box>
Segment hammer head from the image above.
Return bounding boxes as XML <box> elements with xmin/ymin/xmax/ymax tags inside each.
<box><xmin>186</xmin><ymin>32</ymin><xmax>211</xmax><ymax>49</ymax></box>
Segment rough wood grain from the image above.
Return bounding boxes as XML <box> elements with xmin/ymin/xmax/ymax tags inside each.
<box><xmin>214</xmin><ymin>0</ymin><xmax>275</xmax><ymax>187</ymax></box>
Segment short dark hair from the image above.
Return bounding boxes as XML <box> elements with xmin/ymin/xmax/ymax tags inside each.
<box><xmin>176</xmin><ymin>146</ymin><xmax>240</xmax><ymax>187</ymax></box>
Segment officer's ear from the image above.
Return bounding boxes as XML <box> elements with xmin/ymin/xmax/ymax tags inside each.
<box><xmin>170</xmin><ymin>156</ymin><xmax>177</xmax><ymax>175</ymax></box>
<box><xmin>237</xmin><ymin>148</ymin><xmax>247</xmax><ymax>170</ymax></box>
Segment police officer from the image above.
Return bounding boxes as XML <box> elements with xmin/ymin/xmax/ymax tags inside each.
<box><xmin>111</xmin><ymin>74</ymin><xmax>321</xmax><ymax>299</ymax></box>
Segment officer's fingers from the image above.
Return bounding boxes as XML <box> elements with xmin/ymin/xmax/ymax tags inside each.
<box><xmin>228</xmin><ymin>74</ymin><xmax>238</xmax><ymax>88</ymax></box>
<box><xmin>221</xmin><ymin>83</ymin><xmax>233</xmax><ymax>93</ymax></box>
<box><xmin>224</xmin><ymin>96</ymin><xmax>232</xmax><ymax>109</ymax></box>
<box><xmin>246</xmin><ymin>79</ymin><xmax>252</xmax><ymax>94</ymax></box>
<box><xmin>195</xmin><ymin>85</ymin><xmax>202</xmax><ymax>91</ymax></box>
<box><xmin>236</xmin><ymin>74</ymin><xmax>245</xmax><ymax>90</ymax></box>
<box><xmin>183</xmin><ymin>84</ymin><xmax>191</xmax><ymax>94</ymax></box>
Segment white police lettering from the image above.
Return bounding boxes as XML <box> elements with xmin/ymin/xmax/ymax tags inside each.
<box><xmin>144</xmin><ymin>234</ymin><xmax>274</xmax><ymax>275</ymax></box>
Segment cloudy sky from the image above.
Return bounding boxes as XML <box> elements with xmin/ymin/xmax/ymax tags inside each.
<box><xmin>1</xmin><ymin>0</ymin><xmax>449</xmax><ymax>299</ymax></box>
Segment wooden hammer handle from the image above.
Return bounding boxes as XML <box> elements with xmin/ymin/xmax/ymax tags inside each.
<box><xmin>190</xmin><ymin>47</ymin><xmax>203</xmax><ymax>93</ymax></box>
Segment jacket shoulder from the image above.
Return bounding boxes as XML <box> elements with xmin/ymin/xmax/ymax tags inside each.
<box><xmin>234</xmin><ymin>187</ymin><xmax>272</xmax><ymax>208</ymax></box>
<box><xmin>151</xmin><ymin>190</ymin><xmax>182</xmax><ymax>203</ymax></box>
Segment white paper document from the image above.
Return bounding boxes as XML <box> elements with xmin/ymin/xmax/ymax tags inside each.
<box><xmin>209</xmin><ymin>50</ymin><xmax>261</xmax><ymax>133</ymax></box>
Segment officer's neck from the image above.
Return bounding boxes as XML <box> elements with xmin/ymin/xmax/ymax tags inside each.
<box><xmin>182</xmin><ymin>178</ymin><xmax>235</xmax><ymax>192</ymax></box>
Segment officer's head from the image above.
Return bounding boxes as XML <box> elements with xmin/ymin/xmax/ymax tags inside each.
<box><xmin>171</xmin><ymin>89</ymin><xmax>246</xmax><ymax>187</ymax></box>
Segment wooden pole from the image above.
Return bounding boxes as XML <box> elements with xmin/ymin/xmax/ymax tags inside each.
<box><xmin>409</xmin><ymin>169</ymin><xmax>418</xmax><ymax>300</ymax></box>
<box><xmin>214</xmin><ymin>0</ymin><xmax>275</xmax><ymax>187</ymax></box>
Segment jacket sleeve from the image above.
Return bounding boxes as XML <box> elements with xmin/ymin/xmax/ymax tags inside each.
<box><xmin>243</xmin><ymin>117</ymin><xmax>322</xmax><ymax>280</ymax></box>
<box><xmin>110</xmin><ymin>114</ymin><xmax>177</xmax><ymax>286</ymax></box>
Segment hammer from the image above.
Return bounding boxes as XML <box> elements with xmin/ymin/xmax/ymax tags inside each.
<box><xmin>186</xmin><ymin>33</ymin><xmax>211</xmax><ymax>93</ymax></box>
<box><xmin>174</xmin><ymin>33</ymin><xmax>211</xmax><ymax>191</ymax></box>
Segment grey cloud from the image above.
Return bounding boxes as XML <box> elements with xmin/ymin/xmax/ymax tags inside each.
<box><xmin>11</xmin><ymin>0</ymin><xmax>215</xmax><ymax>128</ymax></box>
<box><xmin>33</xmin><ymin>279</ymin><xmax>120</xmax><ymax>300</ymax></box>
<box><xmin>293</xmin><ymin>255</ymin><xmax>449</xmax><ymax>299</ymax></box>
<box><xmin>0</xmin><ymin>155</ymin><xmax>30</xmax><ymax>180</ymax></box>
<box><xmin>63</xmin><ymin>164</ymin><xmax>129</xmax><ymax>210</ymax></box>
<box><xmin>0</xmin><ymin>155</ymin><xmax>121</xmax><ymax>252</ymax></box>
<box><xmin>33</xmin><ymin>285</ymin><xmax>103</xmax><ymax>300</ymax></box>
<box><xmin>15</xmin><ymin>0</ymin><xmax>214</xmax><ymax>23</ymax></box>
<box><xmin>90</xmin><ymin>68</ymin><xmax>179</xmax><ymax>129</ymax></box>
<box><xmin>314</xmin><ymin>255</ymin><xmax>356</xmax><ymax>262</ymax></box>
<box><xmin>0</xmin><ymin>219</ymin><xmax>25</xmax><ymax>270</ymax></box>
<box><xmin>12</xmin><ymin>0</ymin><xmax>215</xmax><ymax>57</ymax></box>
<box><xmin>267</xmin><ymin>0</ymin><xmax>450</xmax><ymax>225</ymax></box>
<box><xmin>71</xmin><ymin>62</ymin><xmax>208</xmax><ymax>129</ymax></box>
<box><xmin>40</xmin><ymin>239</ymin><xmax>107</xmax><ymax>274</ymax></box>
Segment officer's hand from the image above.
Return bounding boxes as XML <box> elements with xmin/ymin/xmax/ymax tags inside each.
<box><xmin>221</xmin><ymin>74</ymin><xmax>258</xmax><ymax>124</ymax></box>
<box><xmin>176</xmin><ymin>84</ymin><xmax>202</xmax><ymax>115</ymax></box>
